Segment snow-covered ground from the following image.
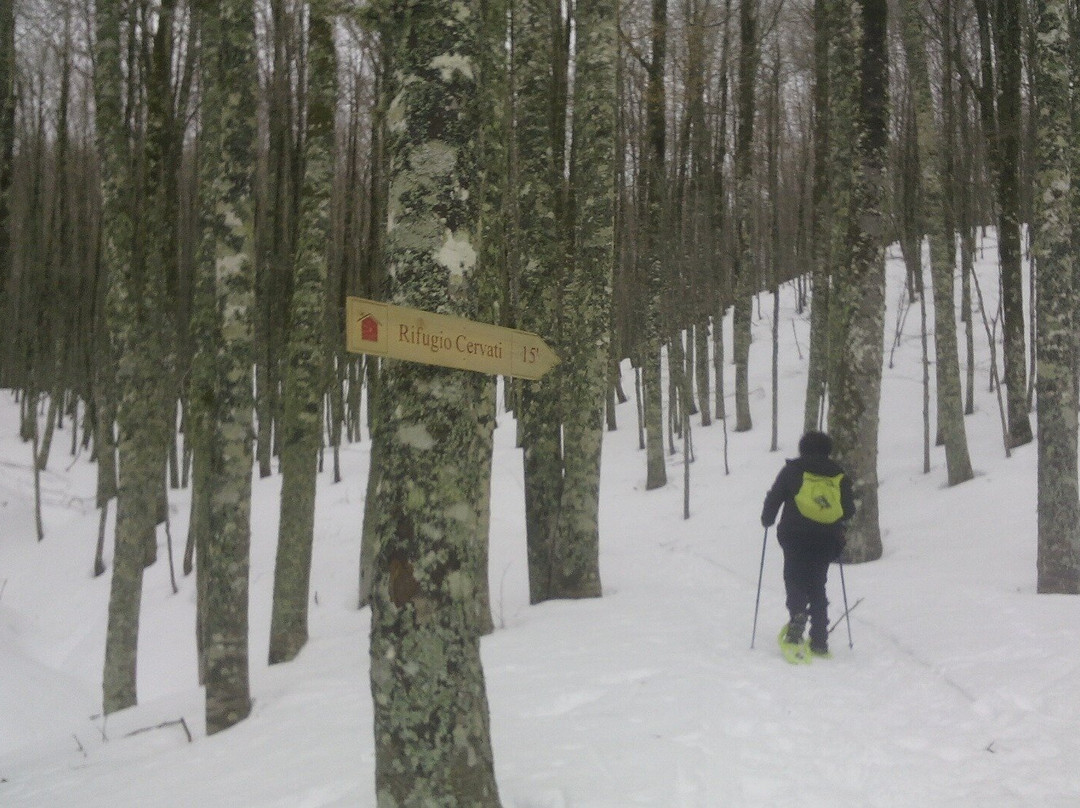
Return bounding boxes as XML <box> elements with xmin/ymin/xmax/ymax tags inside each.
<box><xmin>2</xmin><ymin>238</ymin><xmax>1078</xmax><ymax>807</ymax></box>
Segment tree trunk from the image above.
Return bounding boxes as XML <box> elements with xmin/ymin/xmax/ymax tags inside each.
<box><xmin>96</xmin><ymin>0</ymin><xmax>172</xmax><ymax>715</ymax></box>
<box><xmin>1033</xmin><ymin>0</ymin><xmax>1079</xmax><ymax>593</ymax></box>
<box><xmin>93</xmin><ymin>370</ymin><xmax>118</xmax><ymax>576</ymax></box>
<box><xmin>468</xmin><ymin>376</ymin><xmax>496</xmax><ymax>634</ymax></box>
<box><xmin>547</xmin><ymin>0</ymin><xmax>616</xmax><ymax>599</ymax></box>
<box><xmin>515</xmin><ymin>0</ymin><xmax>566</xmax><ymax>601</ymax></box>
<box><xmin>102</xmin><ymin>395</ymin><xmax>160</xmax><ymax>713</ymax></box>
<box><xmin>95</xmin><ymin>0</ymin><xmax>136</xmax><ymax>713</ymax></box>
<box><xmin>712</xmin><ymin>10</ymin><xmax>731</xmax><ymax>425</ymax></box>
<box><xmin>900</xmin><ymin>0</ymin><xmax>972</xmax><ymax>485</ymax></box>
<box><xmin>368</xmin><ymin>3</ymin><xmax>501</xmax><ymax>803</ymax></box>
<box><xmin>269</xmin><ymin>0</ymin><xmax>336</xmax><ymax>665</ymax></box>
<box><xmin>767</xmin><ymin>52</ymin><xmax>780</xmax><ymax>452</ymax></box>
<box><xmin>828</xmin><ymin>0</ymin><xmax>888</xmax><ymax>563</ymax></box>
<box><xmin>643</xmin><ymin>0</ymin><xmax>668</xmax><ymax>489</ymax></box>
<box><xmin>0</xmin><ymin>0</ymin><xmax>13</xmax><ymax>328</ymax></box>
<box><xmin>927</xmin><ymin>0</ymin><xmax>973</xmax><ymax>485</ymax></box>
<box><xmin>683</xmin><ymin>0</ymin><xmax>712</xmax><ymax>430</ymax></box>
<box><xmin>185</xmin><ymin>225</ymin><xmax>218</xmax><ymax>686</ymax></box>
<box><xmin>358</xmin><ymin>360</ymin><xmax>383</xmax><ymax>609</ymax></box>
<box><xmin>195</xmin><ymin>0</ymin><xmax>258</xmax><ymax>734</ymax></box>
<box><xmin>732</xmin><ymin>0</ymin><xmax>757</xmax><ymax>433</ymax></box>
<box><xmin>956</xmin><ymin>74</ymin><xmax>976</xmax><ymax>418</ymax></box>
<box><xmin>995</xmin><ymin>0</ymin><xmax>1033</xmax><ymax>447</ymax></box>
<box><xmin>695</xmin><ymin>320</ymin><xmax>711</xmax><ymax>426</ymax></box>
<box><xmin>357</xmin><ymin>39</ymin><xmax>391</xmax><ymax>610</ymax></box>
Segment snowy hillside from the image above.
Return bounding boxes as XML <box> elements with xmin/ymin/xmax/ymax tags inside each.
<box><xmin>1</xmin><ymin>238</ymin><xmax>1078</xmax><ymax>807</ymax></box>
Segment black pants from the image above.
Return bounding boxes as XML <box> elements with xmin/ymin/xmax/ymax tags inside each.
<box><xmin>782</xmin><ymin>544</ymin><xmax>830</xmax><ymax>644</ymax></box>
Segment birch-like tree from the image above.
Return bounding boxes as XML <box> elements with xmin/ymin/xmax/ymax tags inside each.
<box><xmin>731</xmin><ymin>0</ymin><xmax>757</xmax><ymax>433</ymax></box>
<box><xmin>515</xmin><ymin>0</ymin><xmax>569</xmax><ymax>601</ymax></box>
<box><xmin>550</xmin><ymin>0</ymin><xmax>616</xmax><ymax>597</ymax></box>
<box><xmin>827</xmin><ymin>0</ymin><xmax>887</xmax><ymax>563</ymax></box>
<box><xmin>516</xmin><ymin>0</ymin><xmax>614</xmax><ymax>601</ymax></box>
<box><xmin>94</xmin><ymin>0</ymin><xmax>139</xmax><ymax>714</ymax></box>
<box><xmin>926</xmin><ymin>0</ymin><xmax>973</xmax><ymax>485</ymax></box>
<box><xmin>0</xmin><ymin>0</ymin><xmax>13</xmax><ymax>312</ymax></box>
<box><xmin>367</xmin><ymin>2</ymin><xmax>501</xmax><ymax>802</ymax></box>
<box><xmin>982</xmin><ymin>0</ymin><xmax>1032</xmax><ymax>447</ymax></box>
<box><xmin>269</xmin><ymin>0</ymin><xmax>336</xmax><ymax>665</ymax></box>
<box><xmin>803</xmin><ymin>0</ymin><xmax>832</xmax><ymax>433</ymax></box>
<box><xmin>254</xmin><ymin>0</ymin><xmax>301</xmax><ymax>480</ymax></box>
<box><xmin>193</xmin><ymin>0</ymin><xmax>259</xmax><ymax>734</ymax></box>
<box><xmin>98</xmin><ymin>0</ymin><xmax>175</xmax><ymax>715</ymax></box>
<box><xmin>901</xmin><ymin>0</ymin><xmax>973</xmax><ymax>486</ymax></box>
<box><xmin>468</xmin><ymin>0</ymin><xmax>510</xmax><ymax>634</ymax></box>
<box><xmin>1033</xmin><ymin>0</ymin><xmax>1079</xmax><ymax>593</ymax></box>
<box><xmin>642</xmin><ymin>0</ymin><xmax>669</xmax><ymax>490</ymax></box>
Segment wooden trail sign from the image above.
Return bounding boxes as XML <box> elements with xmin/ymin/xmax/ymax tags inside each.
<box><xmin>345</xmin><ymin>296</ymin><xmax>559</xmax><ymax>381</ymax></box>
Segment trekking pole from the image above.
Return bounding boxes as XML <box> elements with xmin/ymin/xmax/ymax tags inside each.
<box><xmin>828</xmin><ymin>597</ymin><xmax>863</xmax><ymax>634</ymax></box>
<box><xmin>838</xmin><ymin>560</ymin><xmax>854</xmax><ymax>649</ymax></box>
<box><xmin>750</xmin><ymin>527</ymin><xmax>769</xmax><ymax>649</ymax></box>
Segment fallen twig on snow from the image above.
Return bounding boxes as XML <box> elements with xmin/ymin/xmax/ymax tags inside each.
<box><xmin>828</xmin><ymin>597</ymin><xmax>864</xmax><ymax>635</ymax></box>
<box><xmin>124</xmin><ymin>717</ymin><xmax>192</xmax><ymax>744</ymax></box>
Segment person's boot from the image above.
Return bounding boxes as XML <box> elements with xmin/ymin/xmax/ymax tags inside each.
<box><xmin>784</xmin><ymin>612</ymin><xmax>807</xmax><ymax>644</ymax></box>
<box><xmin>808</xmin><ymin>626</ymin><xmax>830</xmax><ymax>657</ymax></box>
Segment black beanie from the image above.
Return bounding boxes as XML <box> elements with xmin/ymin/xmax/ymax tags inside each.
<box><xmin>799</xmin><ymin>431</ymin><xmax>832</xmax><ymax>457</ymax></box>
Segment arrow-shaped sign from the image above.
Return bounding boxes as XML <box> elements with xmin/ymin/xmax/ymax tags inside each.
<box><xmin>345</xmin><ymin>296</ymin><xmax>558</xmax><ymax>381</ymax></box>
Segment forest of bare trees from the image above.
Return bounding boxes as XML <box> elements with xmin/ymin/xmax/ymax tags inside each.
<box><xmin>0</xmin><ymin>0</ymin><xmax>1077</xmax><ymax>803</ymax></box>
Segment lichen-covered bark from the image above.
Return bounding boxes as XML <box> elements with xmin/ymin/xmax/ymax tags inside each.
<box><xmin>683</xmin><ymin>6</ymin><xmax>711</xmax><ymax>429</ymax></box>
<box><xmin>993</xmin><ymin>0</ymin><xmax>1033</xmax><ymax>448</ymax></box>
<box><xmin>513</xmin><ymin>0</ymin><xmax>612</xmax><ymax>601</ymax></box>
<box><xmin>642</xmin><ymin>0</ymin><xmax>668</xmax><ymax>490</ymax></box>
<box><xmin>0</xmin><ymin>0</ymin><xmax>13</xmax><ymax>309</ymax></box>
<box><xmin>95</xmin><ymin>0</ymin><xmax>137</xmax><ymax>714</ymax></box>
<box><xmin>187</xmin><ymin>221</ymin><xmax>218</xmax><ymax>685</ymax></box>
<box><xmin>194</xmin><ymin>0</ymin><xmax>258</xmax><ymax>734</ymax></box>
<box><xmin>515</xmin><ymin>0</ymin><xmax>567</xmax><ymax>601</ymax></box>
<box><xmin>804</xmin><ymin>0</ymin><xmax>831</xmax><ymax>435</ymax></box>
<box><xmin>102</xmin><ymin>425</ymin><xmax>156</xmax><ymax>712</ymax></box>
<box><xmin>732</xmin><ymin>0</ymin><xmax>757</xmax><ymax>434</ymax></box>
<box><xmin>97</xmin><ymin>0</ymin><xmax>172</xmax><ymax>715</ymax></box>
<box><xmin>896</xmin><ymin>0</ymin><xmax>933</xmax><ymax>469</ymax></box>
<box><xmin>368</xmin><ymin>3</ymin><xmax>501</xmax><ymax>804</ymax></box>
<box><xmin>467</xmin><ymin>379</ymin><xmax>497</xmax><ymax>633</ymax></box>
<box><xmin>1033</xmin><ymin>0</ymin><xmax>1079</xmax><ymax>594</ymax></box>
<box><xmin>712</xmin><ymin>42</ymin><xmax>730</xmax><ymax>426</ymax></box>
<box><xmin>927</xmin><ymin>222</ymin><xmax>974</xmax><ymax>484</ymax></box>
<box><xmin>643</xmin><ymin>342</ymin><xmax>667</xmax><ymax>488</ymax></box>
<box><xmin>358</xmin><ymin>46</ymin><xmax>393</xmax><ymax>612</ymax></box>
<box><xmin>359</xmin><ymin>361</ymin><xmax>385</xmax><ymax>610</ymax></box>
<box><xmin>269</xmin><ymin>0</ymin><xmax>335</xmax><ymax>665</ymax></box>
<box><xmin>547</xmin><ymin>0</ymin><xmax>615</xmax><ymax>599</ymax></box>
<box><xmin>255</xmin><ymin>0</ymin><xmax>299</xmax><ymax>481</ymax></box>
<box><xmin>694</xmin><ymin>322</ymin><xmax>711</xmax><ymax>427</ymax></box>
<box><xmin>925</xmin><ymin>0</ymin><xmax>973</xmax><ymax>486</ymax></box>
<box><xmin>827</xmin><ymin>0</ymin><xmax>887</xmax><ymax>563</ymax></box>
<box><xmin>470</xmin><ymin>0</ymin><xmax>510</xmax><ymax>633</ymax></box>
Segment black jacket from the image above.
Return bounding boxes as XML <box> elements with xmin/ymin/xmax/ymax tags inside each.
<box><xmin>761</xmin><ymin>454</ymin><xmax>856</xmax><ymax>557</ymax></box>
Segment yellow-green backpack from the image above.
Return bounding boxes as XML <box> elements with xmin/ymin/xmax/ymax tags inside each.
<box><xmin>793</xmin><ymin>471</ymin><xmax>844</xmax><ymax>524</ymax></box>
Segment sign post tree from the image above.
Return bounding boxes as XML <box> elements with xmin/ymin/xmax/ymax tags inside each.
<box><xmin>364</xmin><ymin>5</ymin><xmax>507</xmax><ymax>806</ymax></box>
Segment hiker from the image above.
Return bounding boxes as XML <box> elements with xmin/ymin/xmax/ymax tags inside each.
<box><xmin>761</xmin><ymin>430</ymin><xmax>855</xmax><ymax>656</ymax></box>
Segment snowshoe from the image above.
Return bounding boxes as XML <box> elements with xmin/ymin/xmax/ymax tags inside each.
<box><xmin>778</xmin><ymin>624</ymin><xmax>811</xmax><ymax>664</ymax></box>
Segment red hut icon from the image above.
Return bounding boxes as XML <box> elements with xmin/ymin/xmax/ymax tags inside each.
<box><xmin>359</xmin><ymin>313</ymin><xmax>380</xmax><ymax>342</ymax></box>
